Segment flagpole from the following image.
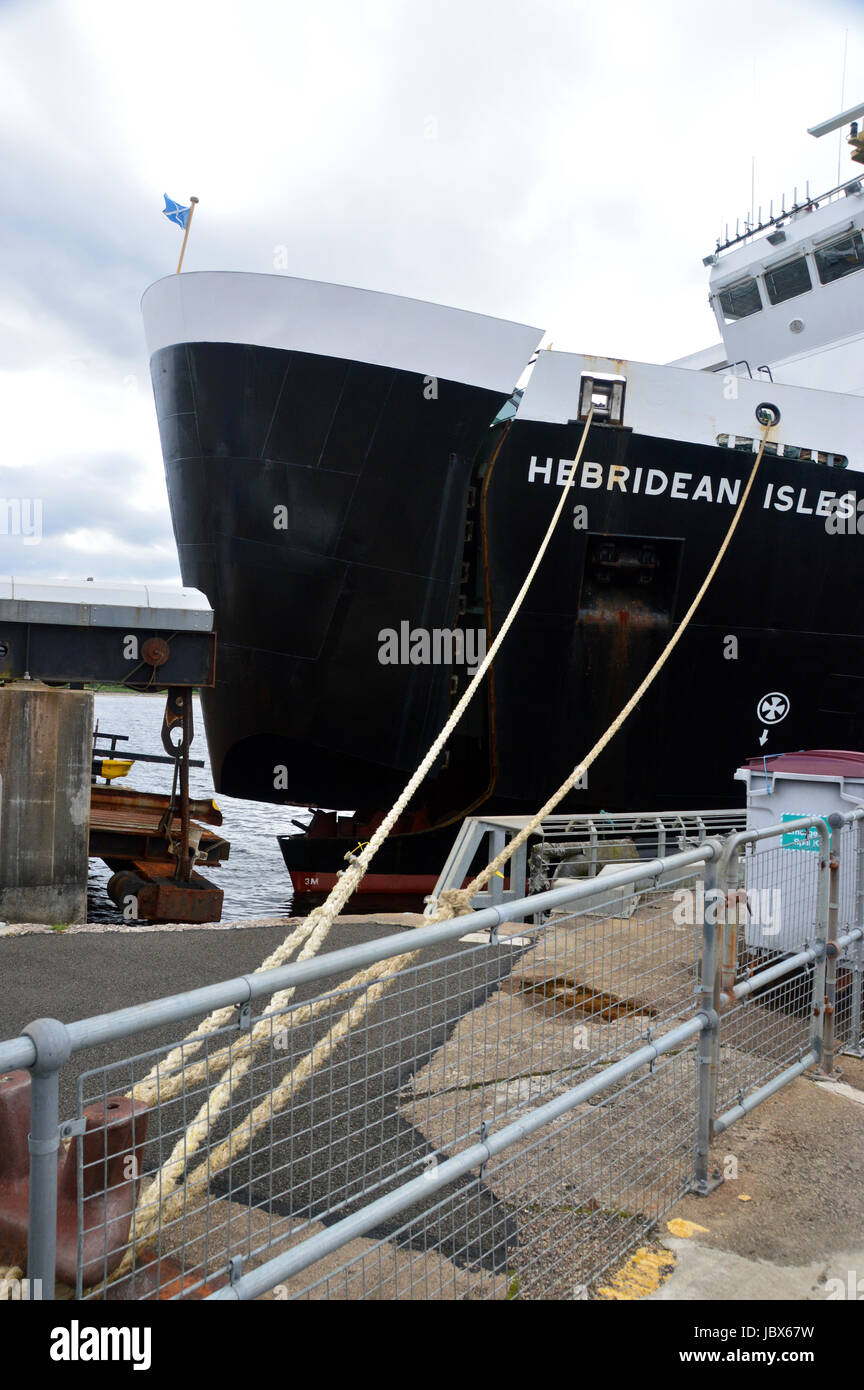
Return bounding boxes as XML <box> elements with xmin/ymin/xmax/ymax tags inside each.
<box><xmin>175</xmin><ymin>196</ymin><xmax>199</xmax><ymax>274</ymax></box>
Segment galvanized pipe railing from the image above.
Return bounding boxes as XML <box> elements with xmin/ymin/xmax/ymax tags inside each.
<box><xmin>0</xmin><ymin>846</ymin><xmax>717</xmax><ymax>1080</ymax></box>
<box><xmin>0</xmin><ymin>810</ymin><xmax>861</xmax><ymax>1300</ymax></box>
<box><xmin>0</xmin><ymin>840</ymin><xmax>720</xmax><ymax>1297</ymax></box>
<box><xmin>694</xmin><ymin>841</ymin><xmax>724</xmax><ymax>1195</ymax></box>
<box><xmin>716</xmin><ymin>813</ymin><xmax>833</xmax><ymax>1065</ymax></box>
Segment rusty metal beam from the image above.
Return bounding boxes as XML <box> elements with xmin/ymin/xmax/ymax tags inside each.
<box><xmin>0</xmin><ymin>622</ymin><xmax>216</xmax><ymax>687</ymax></box>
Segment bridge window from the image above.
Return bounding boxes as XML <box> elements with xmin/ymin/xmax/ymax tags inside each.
<box><xmin>717</xmin><ymin>277</ymin><xmax>762</xmax><ymax>321</ymax></box>
<box><xmin>764</xmin><ymin>256</ymin><xmax>811</xmax><ymax>305</ymax></box>
<box><xmin>814</xmin><ymin>230</ymin><xmax>864</xmax><ymax>285</ymax></box>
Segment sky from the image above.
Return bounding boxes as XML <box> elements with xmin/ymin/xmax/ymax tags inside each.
<box><xmin>1</xmin><ymin>0</ymin><xmax>862</xmax><ymax>585</ymax></box>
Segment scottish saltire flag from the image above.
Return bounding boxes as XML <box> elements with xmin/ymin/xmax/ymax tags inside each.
<box><xmin>162</xmin><ymin>194</ymin><xmax>190</xmax><ymax>229</ymax></box>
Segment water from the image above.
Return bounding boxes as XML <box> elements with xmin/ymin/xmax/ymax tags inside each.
<box><xmin>88</xmin><ymin>693</ymin><xmax>304</xmax><ymax>922</ymax></box>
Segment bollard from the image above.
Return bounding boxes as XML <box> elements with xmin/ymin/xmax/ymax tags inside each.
<box><xmin>0</xmin><ymin>1060</ymin><xmax>149</xmax><ymax>1292</ymax></box>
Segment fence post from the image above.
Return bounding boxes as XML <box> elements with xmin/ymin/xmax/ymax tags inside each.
<box><xmin>693</xmin><ymin>839</ymin><xmax>724</xmax><ymax>1195</ymax></box>
<box><xmin>808</xmin><ymin>821</ymin><xmax>834</xmax><ymax>1076</ymax></box>
<box><xmin>821</xmin><ymin>814</ymin><xmax>845</xmax><ymax>1075</ymax></box>
<box><xmin>849</xmin><ymin>818</ymin><xmax>864</xmax><ymax>1056</ymax></box>
<box><xmin>22</xmin><ymin>1018</ymin><xmax>71</xmax><ymax>1301</ymax></box>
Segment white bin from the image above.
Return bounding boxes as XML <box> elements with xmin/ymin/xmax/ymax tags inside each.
<box><xmin>734</xmin><ymin>750</ymin><xmax>864</xmax><ymax>956</ymax></box>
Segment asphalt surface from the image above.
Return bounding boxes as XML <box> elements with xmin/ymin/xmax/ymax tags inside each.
<box><xmin>2</xmin><ymin>920</ymin><xmax>385</xmax><ymax>1112</ymax></box>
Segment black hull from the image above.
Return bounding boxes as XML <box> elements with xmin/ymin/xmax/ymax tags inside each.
<box><xmin>151</xmin><ymin>340</ymin><xmax>864</xmax><ymax>826</ymax></box>
<box><xmin>484</xmin><ymin>420</ymin><xmax>864</xmax><ymax>809</ymax></box>
<box><xmin>152</xmin><ymin>340</ymin><xmax>505</xmax><ymax>815</ymax></box>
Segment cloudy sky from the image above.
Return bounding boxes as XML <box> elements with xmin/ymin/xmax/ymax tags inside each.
<box><xmin>1</xmin><ymin>0</ymin><xmax>861</xmax><ymax>585</ymax></box>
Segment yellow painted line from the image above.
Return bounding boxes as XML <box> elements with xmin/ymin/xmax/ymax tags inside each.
<box><xmin>595</xmin><ymin>1246</ymin><xmax>677</xmax><ymax>1300</ymax></box>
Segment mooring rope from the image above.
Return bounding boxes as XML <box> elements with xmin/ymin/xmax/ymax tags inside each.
<box><xmin>100</xmin><ymin>412</ymin><xmax>772</xmax><ymax>1297</ymax></box>
<box><xmin>102</xmin><ymin>413</ymin><xmax>772</xmax><ymax>1291</ymax></box>
<box><xmin>120</xmin><ymin>417</ymin><xmax>768</xmax><ymax>1272</ymax></box>
<box><xmin>104</xmin><ymin>407</ymin><xmax>598</xmax><ymax>1276</ymax></box>
<box><xmin>129</xmin><ymin>421</ymin><xmax>774</xmax><ymax>1253</ymax></box>
<box><xmin>128</xmin><ymin>405</ymin><xmax>597</xmax><ymax>1115</ymax></box>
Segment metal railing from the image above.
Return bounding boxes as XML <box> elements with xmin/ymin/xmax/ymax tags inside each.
<box><xmin>0</xmin><ymin>811</ymin><xmax>862</xmax><ymax>1301</ymax></box>
<box><xmin>428</xmin><ymin>808</ymin><xmax>747</xmax><ymax>907</ymax></box>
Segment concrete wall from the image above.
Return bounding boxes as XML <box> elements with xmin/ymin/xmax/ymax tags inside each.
<box><xmin>0</xmin><ymin>683</ymin><xmax>93</xmax><ymax>924</ymax></box>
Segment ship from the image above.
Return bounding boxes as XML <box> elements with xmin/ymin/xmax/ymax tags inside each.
<box><xmin>142</xmin><ymin>106</ymin><xmax>864</xmax><ymax>897</ymax></box>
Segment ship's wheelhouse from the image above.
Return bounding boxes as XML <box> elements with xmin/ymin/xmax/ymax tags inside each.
<box><xmin>705</xmin><ymin>180</ymin><xmax>864</xmax><ymax>394</ymax></box>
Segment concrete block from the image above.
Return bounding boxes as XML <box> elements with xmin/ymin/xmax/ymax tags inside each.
<box><xmin>0</xmin><ymin>682</ymin><xmax>92</xmax><ymax>924</ymax></box>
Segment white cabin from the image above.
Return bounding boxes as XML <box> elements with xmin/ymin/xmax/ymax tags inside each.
<box><xmin>702</xmin><ymin>178</ymin><xmax>864</xmax><ymax>395</ymax></box>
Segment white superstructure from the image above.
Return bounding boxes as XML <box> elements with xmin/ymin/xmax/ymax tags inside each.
<box><xmin>706</xmin><ymin>181</ymin><xmax>864</xmax><ymax>394</ymax></box>
<box><xmin>677</xmin><ymin>106</ymin><xmax>864</xmax><ymax>396</ymax></box>
<box><xmin>517</xmin><ymin>349</ymin><xmax>864</xmax><ymax>469</ymax></box>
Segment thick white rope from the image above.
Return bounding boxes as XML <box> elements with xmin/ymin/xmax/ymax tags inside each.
<box><xmin>109</xmin><ymin>417</ymin><xmax>769</xmax><ymax>1290</ymax></box>
<box><xmin>129</xmin><ymin>405</ymin><xmax>596</xmax><ymax>1114</ymax></box>
<box><xmin>140</xmin><ymin>420</ymin><xmax>769</xmax><ymax>1241</ymax></box>
<box><xmin>109</xmin><ymin>407</ymin><xmax>599</xmax><ymax>1272</ymax></box>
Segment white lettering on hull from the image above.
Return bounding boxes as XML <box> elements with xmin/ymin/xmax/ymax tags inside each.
<box><xmin>526</xmin><ymin>458</ymin><xmax>853</xmax><ymax>519</ymax></box>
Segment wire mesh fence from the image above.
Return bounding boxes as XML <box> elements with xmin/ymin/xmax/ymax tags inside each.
<box><xmin>71</xmin><ymin>863</ymin><xmax>707</xmax><ymax>1300</ymax></box>
<box><xmin>1</xmin><ymin>812</ymin><xmax>863</xmax><ymax>1303</ymax></box>
<box><xmin>713</xmin><ymin>835</ymin><xmax>821</xmax><ymax>1115</ymax></box>
<box><xmin>833</xmin><ymin>820</ymin><xmax>864</xmax><ymax>1056</ymax></box>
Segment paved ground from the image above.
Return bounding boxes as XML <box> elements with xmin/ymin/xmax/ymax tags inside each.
<box><xmin>644</xmin><ymin>1056</ymin><xmax>864</xmax><ymax>1301</ymax></box>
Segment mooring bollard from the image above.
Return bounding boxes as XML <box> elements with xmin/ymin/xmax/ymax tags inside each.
<box><xmin>0</xmin><ymin>1065</ymin><xmax>149</xmax><ymax>1292</ymax></box>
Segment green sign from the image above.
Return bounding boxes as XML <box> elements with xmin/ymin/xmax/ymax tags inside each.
<box><xmin>780</xmin><ymin>812</ymin><xmax>831</xmax><ymax>852</ymax></box>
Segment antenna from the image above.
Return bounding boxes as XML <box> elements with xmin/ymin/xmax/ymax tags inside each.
<box><xmin>838</xmin><ymin>29</ymin><xmax>849</xmax><ymax>183</ymax></box>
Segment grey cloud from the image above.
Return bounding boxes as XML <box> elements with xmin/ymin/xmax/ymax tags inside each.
<box><xmin>0</xmin><ymin>0</ymin><xmax>862</xmax><ymax>595</ymax></box>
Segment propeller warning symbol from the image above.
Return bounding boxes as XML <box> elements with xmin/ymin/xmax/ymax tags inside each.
<box><xmin>757</xmin><ymin>692</ymin><xmax>790</xmax><ymax>725</ymax></box>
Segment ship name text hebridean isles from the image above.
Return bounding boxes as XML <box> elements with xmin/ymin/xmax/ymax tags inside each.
<box><xmin>527</xmin><ymin>456</ymin><xmax>859</xmax><ymax>519</ymax></box>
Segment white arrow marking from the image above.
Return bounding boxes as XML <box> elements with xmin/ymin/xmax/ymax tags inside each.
<box><xmin>759</xmin><ymin>728</ymin><xmax>768</xmax><ymax>746</ymax></box>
